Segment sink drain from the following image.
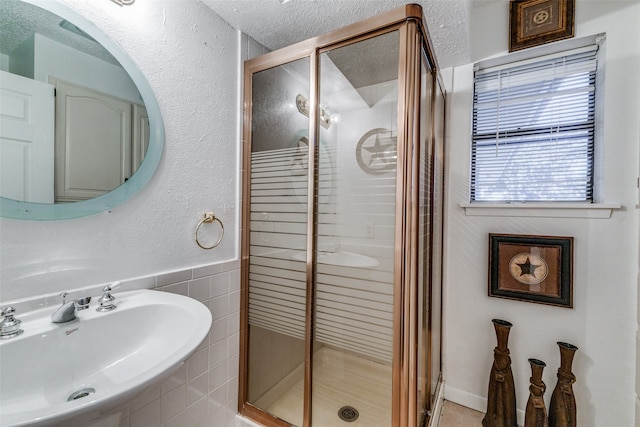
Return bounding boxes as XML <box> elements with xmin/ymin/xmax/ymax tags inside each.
<box><xmin>338</xmin><ymin>406</ymin><xmax>359</xmax><ymax>422</ymax></box>
<box><xmin>67</xmin><ymin>387</ymin><xmax>96</xmax><ymax>401</ymax></box>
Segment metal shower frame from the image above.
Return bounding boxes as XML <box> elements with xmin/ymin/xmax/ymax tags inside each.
<box><xmin>239</xmin><ymin>5</ymin><xmax>446</xmax><ymax>426</ymax></box>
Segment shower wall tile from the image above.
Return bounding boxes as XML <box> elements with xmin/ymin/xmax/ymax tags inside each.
<box><xmin>229</xmin><ymin>311</ymin><xmax>240</xmax><ymax>333</ymax></box>
<box><xmin>211</xmin><ymin>316</ymin><xmax>230</xmax><ymax>343</ymax></box>
<box><xmin>210</xmin><ymin>293</ymin><xmax>231</xmax><ymax>320</ymax></box>
<box><xmin>162</xmin><ymin>281</ymin><xmax>189</xmax><ymax>296</ymax></box>
<box><xmin>187</xmin><ymin>348</ymin><xmax>209</xmax><ymax>382</ymax></box>
<box><xmin>210</xmin><ymin>339</ymin><xmax>228</xmax><ymax>367</ymax></box>
<box><xmin>160</xmin><ymin>385</ymin><xmax>186</xmax><ymax>422</ymax></box>
<box><xmin>211</xmin><ymin>272</ymin><xmax>230</xmax><ymax>297</ymax></box>
<box><xmin>130</xmin><ymin>385</ymin><xmax>161</xmax><ymax>413</ymax></box>
<box><xmin>129</xmin><ymin>399</ymin><xmax>161</xmax><ymax>427</ymax></box>
<box><xmin>161</xmin><ymin>363</ymin><xmax>187</xmax><ymax>395</ymax></box>
<box><xmin>209</xmin><ymin>360</ymin><xmax>228</xmax><ymax>391</ymax></box>
<box><xmin>228</xmin><ymin>329</ymin><xmax>240</xmax><ymax>355</ymax></box>
<box><xmin>157</xmin><ymin>269</ymin><xmax>193</xmax><ymax>288</ymax></box>
<box><xmin>208</xmin><ymin>382</ymin><xmax>227</xmax><ymax>413</ymax></box>
<box><xmin>188</xmin><ymin>276</ymin><xmax>211</xmax><ymax>301</ymax></box>
<box><xmin>227</xmin><ymin>354</ymin><xmax>241</xmax><ymax>382</ymax></box>
<box><xmin>193</xmin><ymin>263</ymin><xmax>223</xmax><ymax>279</ymax></box>
<box><xmin>230</xmin><ymin>269</ymin><xmax>241</xmax><ymax>292</ymax></box>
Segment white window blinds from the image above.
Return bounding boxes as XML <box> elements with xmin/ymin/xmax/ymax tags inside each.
<box><xmin>471</xmin><ymin>41</ymin><xmax>600</xmax><ymax>202</ymax></box>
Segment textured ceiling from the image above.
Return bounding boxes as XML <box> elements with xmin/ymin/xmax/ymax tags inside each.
<box><xmin>200</xmin><ymin>0</ymin><xmax>472</xmax><ymax>69</ymax></box>
<box><xmin>1</xmin><ymin>1</ymin><xmax>471</xmax><ymax>71</ymax></box>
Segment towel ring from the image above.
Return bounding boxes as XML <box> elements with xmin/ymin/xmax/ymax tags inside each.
<box><xmin>195</xmin><ymin>212</ymin><xmax>224</xmax><ymax>250</ymax></box>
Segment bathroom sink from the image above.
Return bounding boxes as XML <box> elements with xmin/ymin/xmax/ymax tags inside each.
<box><xmin>292</xmin><ymin>251</ymin><xmax>379</xmax><ymax>267</ymax></box>
<box><xmin>0</xmin><ymin>289</ymin><xmax>212</xmax><ymax>427</ymax></box>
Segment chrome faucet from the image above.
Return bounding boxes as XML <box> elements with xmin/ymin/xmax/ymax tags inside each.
<box><xmin>96</xmin><ymin>285</ymin><xmax>117</xmax><ymax>312</ymax></box>
<box><xmin>51</xmin><ymin>292</ymin><xmax>78</xmax><ymax>324</ymax></box>
<box><xmin>0</xmin><ymin>306</ymin><xmax>23</xmax><ymax>339</ymax></box>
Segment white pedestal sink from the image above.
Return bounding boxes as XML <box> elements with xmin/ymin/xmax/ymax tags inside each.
<box><xmin>0</xmin><ymin>289</ymin><xmax>212</xmax><ymax>426</ymax></box>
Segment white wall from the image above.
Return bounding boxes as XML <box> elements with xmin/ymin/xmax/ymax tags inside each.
<box><xmin>443</xmin><ymin>1</ymin><xmax>640</xmax><ymax>427</ymax></box>
<box><xmin>0</xmin><ymin>1</ymin><xmax>244</xmax><ymax>426</ymax></box>
<box><xmin>34</xmin><ymin>33</ymin><xmax>143</xmax><ymax>104</ymax></box>
<box><xmin>0</xmin><ymin>0</ymin><xmax>239</xmax><ymax>302</ymax></box>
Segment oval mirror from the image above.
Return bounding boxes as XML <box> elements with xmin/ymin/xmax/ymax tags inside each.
<box><xmin>0</xmin><ymin>0</ymin><xmax>164</xmax><ymax>220</ymax></box>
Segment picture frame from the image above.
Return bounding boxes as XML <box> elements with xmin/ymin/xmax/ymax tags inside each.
<box><xmin>489</xmin><ymin>233</ymin><xmax>573</xmax><ymax>308</ymax></box>
<box><xmin>509</xmin><ymin>0</ymin><xmax>575</xmax><ymax>52</ymax></box>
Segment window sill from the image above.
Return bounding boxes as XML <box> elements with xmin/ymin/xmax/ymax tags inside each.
<box><xmin>459</xmin><ymin>202</ymin><xmax>622</xmax><ymax>219</ymax></box>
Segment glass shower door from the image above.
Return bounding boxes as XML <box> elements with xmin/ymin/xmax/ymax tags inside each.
<box><xmin>245</xmin><ymin>57</ymin><xmax>311</xmax><ymax>426</ymax></box>
<box><xmin>312</xmin><ymin>30</ymin><xmax>400</xmax><ymax>426</ymax></box>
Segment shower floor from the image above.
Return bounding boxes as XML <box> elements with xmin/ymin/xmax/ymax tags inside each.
<box><xmin>255</xmin><ymin>346</ymin><xmax>392</xmax><ymax>426</ymax></box>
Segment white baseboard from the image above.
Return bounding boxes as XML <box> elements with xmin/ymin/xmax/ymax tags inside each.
<box><xmin>444</xmin><ymin>385</ymin><xmax>525</xmax><ymax>426</ymax></box>
<box><xmin>443</xmin><ymin>385</ymin><xmax>486</xmax><ymax>413</ymax></box>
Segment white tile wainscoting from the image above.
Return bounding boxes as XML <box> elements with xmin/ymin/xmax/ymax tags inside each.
<box><xmin>119</xmin><ymin>260</ymin><xmax>241</xmax><ymax>427</ymax></box>
<box><xmin>2</xmin><ymin>259</ymin><xmax>241</xmax><ymax>427</ymax></box>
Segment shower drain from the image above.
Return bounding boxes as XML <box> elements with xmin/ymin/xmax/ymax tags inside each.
<box><xmin>67</xmin><ymin>387</ymin><xmax>96</xmax><ymax>401</ymax></box>
<box><xmin>338</xmin><ymin>406</ymin><xmax>359</xmax><ymax>422</ymax></box>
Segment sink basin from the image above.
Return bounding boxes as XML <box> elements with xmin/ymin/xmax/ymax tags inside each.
<box><xmin>0</xmin><ymin>289</ymin><xmax>212</xmax><ymax>427</ymax></box>
<box><xmin>292</xmin><ymin>251</ymin><xmax>379</xmax><ymax>268</ymax></box>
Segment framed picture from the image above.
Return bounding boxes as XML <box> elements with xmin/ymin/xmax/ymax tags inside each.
<box><xmin>509</xmin><ymin>0</ymin><xmax>575</xmax><ymax>52</ymax></box>
<box><xmin>489</xmin><ymin>234</ymin><xmax>573</xmax><ymax>307</ymax></box>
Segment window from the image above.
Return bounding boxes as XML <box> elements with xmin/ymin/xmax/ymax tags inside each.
<box><xmin>471</xmin><ymin>35</ymin><xmax>603</xmax><ymax>202</ymax></box>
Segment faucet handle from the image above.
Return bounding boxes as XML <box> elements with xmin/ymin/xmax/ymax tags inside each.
<box><xmin>1</xmin><ymin>306</ymin><xmax>16</xmax><ymax>317</ymax></box>
<box><xmin>1</xmin><ymin>306</ymin><xmax>23</xmax><ymax>338</ymax></box>
<box><xmin>74</xmin><ymin>296</ymin><xmax>92</xmax><ymax>311</ymax></box>
<box><xmin>59</xmin><ymin>292</ymin><xmax>68</xmax><ymax>304</ymax></box>
<box><xmin>97</xmin><ymin>285</ymin><xmax>117</xmax><ymax>312</ymax></box>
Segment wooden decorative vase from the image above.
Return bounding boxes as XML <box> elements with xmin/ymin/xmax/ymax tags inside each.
<box><xmin>482</xmin><ymin>319</ymin><xmax>517</xmax><ymax>427</ymax></box>
<box><xmin>524</xmin><ymin>358</ymin><xmax>549</xmax><ymax>427</ymax></box>
<box><xmin>548</xmin><ymin>342</ymin><xmax>578</xmax><ymax>427</ymax></box>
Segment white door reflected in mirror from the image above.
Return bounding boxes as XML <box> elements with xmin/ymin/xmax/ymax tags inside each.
<box><xmin>52</xmin><ymin>78</ymin><xmax>149</xmax><ymax>203</ymax></box>
<box><xmin>0</xmin><ymin>70</ymin><xmax>54</xmax><ymax>203</ymax></box>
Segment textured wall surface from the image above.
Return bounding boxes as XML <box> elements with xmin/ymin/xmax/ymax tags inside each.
<box><xmin>443</xmin><ymin>2</ymin><xmax>640</xmax><ymax>427</ymax></box>
<box><xmin>0</xmin><ymin>0</ymin><xmax>240</xmax><ymax>302</ymax></box>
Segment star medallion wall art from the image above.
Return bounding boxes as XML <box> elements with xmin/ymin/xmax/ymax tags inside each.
<box><xmin>489</xmin><ymin>234</ymin><xmax>573</xmax><ymax>308</ymax></box>
<box><xmin>509</xmin><ymin>0</ymin><xmax>575</xmax><ymax>51</ymax></box>
<box><xmin>355</xmin><ymin>128</ymin><xmax>397</xmax><ymax>175</ymax></box>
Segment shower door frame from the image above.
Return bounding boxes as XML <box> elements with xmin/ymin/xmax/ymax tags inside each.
<box><xmin>239</xmin><ymin>5</ymin><xmax>445</xmax><ymax>427</ymax></box>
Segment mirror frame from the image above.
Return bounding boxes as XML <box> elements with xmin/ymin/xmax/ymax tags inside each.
<box><xmin>0</xmin><ymin>0</ymin><xmax>164</xmax><ymax>221</ymax></box>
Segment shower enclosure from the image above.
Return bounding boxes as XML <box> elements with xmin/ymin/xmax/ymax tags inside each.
<box><xmin>240</xmin><ymin>5</ymin><xmax>445</xmax><ymax>426</ymax></box>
